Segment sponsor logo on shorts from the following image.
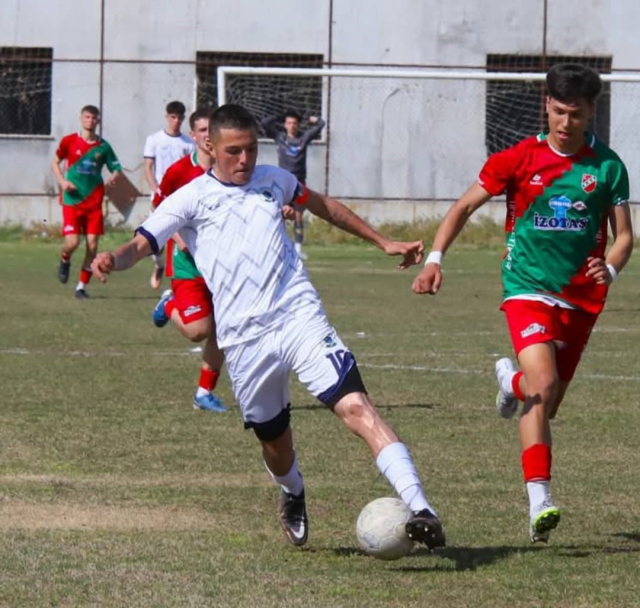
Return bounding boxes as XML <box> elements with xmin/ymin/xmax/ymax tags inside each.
<box><xmin>521</xmin><ymin>323</ymin><xmax>546</xmax><ymax>339</ymax></box>
<box><xmin>533</xmin><ymin>195</ymin><xmax>589</xmax><ymax>231</ymax></box>
<box><xmin>183</xmin><ymin>305</ymin><xmax>202</xmax><ymax>317</ymax></box>
<box><xmin>63</xmin><ymin>224</ymin><xmax>75</xmax><ymax>233</ymax></box>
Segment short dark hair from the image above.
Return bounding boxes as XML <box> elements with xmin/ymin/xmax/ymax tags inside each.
<box><xmin>284</xmin><ymin>109</ymin><xmax>301</xmax><ymax>122</ymax></box>
<box><xmin>81</xmin><ymin>105</ymin><xmax>100</xmax><ymax>116</ymax></box>
<box><xmin>165</xmin><ymin>100</ymin><xmax>186</xmax><ymax>116</ymax></box>
<box><xmin>546</xmin><ymin>63</ymin><xmax>603</xmax><ymax>105</ymax></box>
<box><xmin>209</xmin><ymin>104</ymin><xmax>257</xmax><ymax>138</ymax></box>
<box><xmin>189</xmin><ymin>107</ymin><xmax>213</xmax><ymax>130</ymax></box>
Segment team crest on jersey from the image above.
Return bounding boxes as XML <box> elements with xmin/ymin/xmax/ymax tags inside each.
<box><xmin>533</xmin><ymin>195</ymin><xmax>589</xmax><ymax>231</ymax></box>
<box><xmin>323</xmin><ymin>334</ymin><xmax>337</xmax><ymax>348</ymax></box>
<box><xmin>260</xmin><ymin>188</ymin><xmax>275</xmax><ymax>202</ymax></box>
<box><xmin>581</xmin><ymin>173</ymin><xmax>597</xmax><ymax>193</ymax></box>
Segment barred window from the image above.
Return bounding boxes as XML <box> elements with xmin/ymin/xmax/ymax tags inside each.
<box><xmin>0</xmin><ymin>47</ymin><xmax>53</xmax><ymax>136</ymax></box>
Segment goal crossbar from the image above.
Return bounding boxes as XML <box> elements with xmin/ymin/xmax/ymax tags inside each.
<box><xmin>217</xmin><ymin>66</ymin><xmax>640</xmax><ymax>105</ymax></box>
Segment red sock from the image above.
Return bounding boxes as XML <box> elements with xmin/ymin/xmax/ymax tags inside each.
<box><xmin>521</xmin><ymin>443</ymin><xmax>552</xmax><ymax>482</ymax></box>
<box><xmin>61</xmin><ymin>252</ymin><xmax>70</xmax><ymax>262</ymax></box>
<box><xmin>199</xmin><ymin>368</ymin><xmax>220</xmax><ymax>391</ymax></box>
<box><xmin>512</xmin><ymin>371</ymin><xmax>525</xmax><ymax>401</ymax></box>
<box><xmin>80</xmin><ymin>268</ymin><xmax>93</xmax><ymax>284</ymax></box>
<box><xmin>164</xmin><ymin>298</ymin><xmax>177</xmax><ymax>318</ymax></box>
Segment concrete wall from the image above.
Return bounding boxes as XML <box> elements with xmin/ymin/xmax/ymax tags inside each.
<box><xmin>1</xmin><ymin>0</ymin><xmax>639</xmax><ymax>226</ymax></box>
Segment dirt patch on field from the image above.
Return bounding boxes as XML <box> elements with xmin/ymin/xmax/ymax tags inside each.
<box><xmin>0</xmin><ymin>501</ymin><xmax>218</xmax><ymax>531</ymax></box>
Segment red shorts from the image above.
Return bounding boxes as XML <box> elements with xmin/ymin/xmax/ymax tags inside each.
<box><xmin>171</xmin><ymin>277</ymin><xmax>213</xmax><ymax>324</ymax></box>
<box><xmin>62</xmin><ymin>204</ymin><xmax>104</xmax><ymax>236</ymax></box>
<box><xmin>501</xmin><ymin>299</ymin><xmax>598</xmax><ymax>381</ymax></box>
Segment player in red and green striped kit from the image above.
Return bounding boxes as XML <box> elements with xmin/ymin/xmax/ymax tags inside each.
<box><xmin>150</xmin><ymin>108</ymin><xmax>227</xmax><ymax>413</ymax></box>
<box><xmin>52</xmin><ymin>105</ymin><xmax>122</xmax><ymax>298</ymax></box>
<box><xmin>412</xmin><ymin>64</ymin><xmax>634</xmax><ymax>543</ymax></box>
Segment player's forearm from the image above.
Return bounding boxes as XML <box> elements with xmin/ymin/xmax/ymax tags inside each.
<box><xmin>430</xmin><ymin>204</ymin><xmax>474</xmax><ymax>254</ymax></box>
<box><xmin>51</xmin><ymin>161</ymin><xmax>66</xmax><ymax>187</ymax></box>
<box><xmin>112</xmin><ymin>236</ymin><xmax>152</xmax><ymax>271</ymax></box>
<box><xmin>312</xmin><ymin>195</ymin><xmax>388</xmax><ymax>250</ymax></box>
<box><xmin>429</xmin><ymin>183</ymin><xmax>491</xmax><ymax>255</ymax></box>
<box><xmin>606</xmin><ymin>230</ymin><xmax>634</xmax><ymax>274</ymax></box>
<box><xmin>143</xmin><ymin>163</ymin><xmax>158</xmax><ymax>192</ymax></box>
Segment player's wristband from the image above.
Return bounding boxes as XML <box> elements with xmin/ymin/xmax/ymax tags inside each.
<box><xmin>606</xmin><ymin>263</ymin><xmax>618</xmax><ymax>282</ymax></box>
<box><xmin>425</xmin><ymin>251</ymin><xmax>443</xmax><ymax>267</ymax></box>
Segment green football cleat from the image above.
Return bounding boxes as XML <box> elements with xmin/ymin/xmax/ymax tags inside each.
<box><xmin>530</xmin><ymin>505</ymin><xmax>561</xmax><ymax>543</ymax></box>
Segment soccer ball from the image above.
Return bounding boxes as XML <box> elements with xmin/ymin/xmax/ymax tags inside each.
<box><xmin>356</xmin><ymin>497</ymin><xmax>415</xmax><ymax>560</ymax></box>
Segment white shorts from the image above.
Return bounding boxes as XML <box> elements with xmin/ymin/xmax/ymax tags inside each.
<box><xmin>224</xmin><ymin>308</ymin><xmax>357</xmax><ymax>426</ymax></box>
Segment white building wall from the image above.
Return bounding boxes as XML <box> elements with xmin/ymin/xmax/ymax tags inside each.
<box><xmin>0</xmin><ymin>0</ymin><xmax>639</xmax><ymax>226</ymax></box>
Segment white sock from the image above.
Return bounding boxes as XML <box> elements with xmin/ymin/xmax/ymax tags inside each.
<box><xmin>195</xmin><ymin>387</ymin><xmax>209</xmax><ymax>398</ymax></box>
<box><xmin>376</xmin><ymin>442</ymin><xmax>434</xmax><ymax>515</ymax></box>
<box><xmin>526</xmin><ymin>481</ymin><xmax>551</xmax><ymax>518</ymax></box>
<box><xmin>76</xmin><ymin>281</ymin><xmax>85</xmax><ymax>291</ymax></box>
<box><xmin>265</xmin><ymin>453</ymin><xmax>304</xmax><ymax>497</ymax></box>
<box><xmin>294</xmin><ymin>242</ymin><xmax>302</xmax><ymax>254</ymax></box>
<box><xmin>496</xmin><ymin>359</ymin><xmax>518</xmax><ymax>396</ymax></box>
<box><xmin>151</xmin><ymin>254</ymin><xmax>164</xmax><ymax>268</ymax></box>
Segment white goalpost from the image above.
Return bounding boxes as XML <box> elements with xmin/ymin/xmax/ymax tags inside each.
<box><xmin>217</xmin><ymin>66</ymin><xmax>640</xmax><ymax>205</ymax></box>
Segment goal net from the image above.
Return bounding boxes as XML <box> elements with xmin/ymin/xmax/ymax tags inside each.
<box><xmin>218</xmin><ymin>66</ymin><xmax>640</xmax><ymax>204</ymax></box>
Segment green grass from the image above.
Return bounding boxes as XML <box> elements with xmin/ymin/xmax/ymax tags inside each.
<box><xmin>1</xmin><ymin>236</ymin><xmax>639</xmax><ymax>607</ymax></box>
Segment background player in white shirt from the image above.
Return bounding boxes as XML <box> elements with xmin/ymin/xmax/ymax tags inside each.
<box><xmin>92</xmin><ymin>104</ymin><xmax>445</xmax><ymax>551</ymax></box>
<box><xmin>143</xmin><ymin>100</ymin><xmax>195</xmax><ymax>289</ymax></box>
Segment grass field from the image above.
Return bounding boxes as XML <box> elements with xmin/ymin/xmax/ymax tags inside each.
<box><xmin>1</xmin><ymin>233</ymin><xmax>639</xmax><ymax>608</ymax></box>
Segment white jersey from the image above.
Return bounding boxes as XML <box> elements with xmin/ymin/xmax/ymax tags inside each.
<box><xmin>143</xmin><ymin>130</ymin><xmax>194</xmax><ymax>185</ymax></box>
<box><xmin>138</xmin><ymin>165</ymin><xmax>324</xmax><ymax>348</ymax></box>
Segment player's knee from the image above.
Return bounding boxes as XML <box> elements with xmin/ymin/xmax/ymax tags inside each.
<box><xmin>245</xmin><ymin>405</ymin><xmax>291</xmax><ymax>442</ymax></box>
<box><xmin>64</xmin><ymin>236</ymin><xmax>80</xmax><ymax>252</ymax></box>
<box><xmin>182</xmin><ymin>319</ymin><xmax>212</xmax><ymax>342</ymax></box>
<box><xmin>527</xmin><ymin>371</ymin><xmax>559</xmax><ymax>405</ymax></box>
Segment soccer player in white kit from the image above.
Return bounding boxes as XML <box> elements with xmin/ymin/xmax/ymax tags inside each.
<box><xmin>93</xmin><ymin>104</ymin><xmax>445</xmax><ymax>550</ymax></box>
<box><xmin>143</xmin><ymin>100</ymin><xmax>195</xmax><ymax>289</ymax></box>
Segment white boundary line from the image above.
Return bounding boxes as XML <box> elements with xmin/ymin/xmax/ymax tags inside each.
<box><xmin>2</xmin><ymin>348</ymin><xmax>639</xmax><ymax>381</ymax></box>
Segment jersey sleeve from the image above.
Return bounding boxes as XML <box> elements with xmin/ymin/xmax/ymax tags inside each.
<box><xmin>143</xmin><ymin>133</ymin><xmax>156</xmax><ymax>159</ymax></box>
<box><xmin>55</xmin><ymin>134</ymin><xmax>72</xmax><ymax>160</ymax></box>
<box><xmin>137</xmin><ymin>185</ymin><xmax>196</xmax><ymax>253</ymax></box>
<box><xmin>300</xmin><ymin>118</ymin><xmax>326</xmax><ymax>147</ymax></box>
<box><xmin>275</xmin><ymin>168</ymin><xmax>303</xmax><ymax>205</ymax></box>
<box><xmin>478</xmin><ymin>144</ymin><xmax>521</xmax><ymax>196</ymax></box>
<box><xmin>104</xmin><ymin>142</ymin><xmax>122</xmax><ymax>173</ymax></box>
<box><xmin>152</xmin><ymin>165</ymin><xmax>177</xmax><ymax>208</ymax></box>
<box><xmin>608</xmin><ymin>159</ymin><xmax>630</xmax><ymax>206</ymax></box>
<box><xmin>260</xmin><ymin>115</ymin><xmax>281</xmax><ymax>139</ymax></box>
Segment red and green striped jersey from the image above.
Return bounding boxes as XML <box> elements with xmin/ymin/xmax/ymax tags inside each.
<box><xmin>479</xmin><ymin>133</ymin><xmax>629</xmax><ymax>314</ymax></box>
<box><xmin>56</xmin><ymin>133</ymin><xmax>122</xmax><ymax>208</ymax></box>
<box><xmin>152</xmin><ymin>151</ymin><xmax>204</xmax><ymax>280</ymax></box>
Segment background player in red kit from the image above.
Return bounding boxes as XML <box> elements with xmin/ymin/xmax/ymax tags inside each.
<box><xmin>151</xmin><ymin>108</ymin><xmax>226</xmax><ymax>412</ymax></box>
<box><xmin>52</xmin><ymin>105</ymin><xmax>122</xmax><ymax>298</ymax></box>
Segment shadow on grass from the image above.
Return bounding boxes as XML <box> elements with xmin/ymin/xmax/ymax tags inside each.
<box><xmin>294</xmin><ymin>403</ymin><xmax>439</xmax><ymax>411</ymax></box>
<box><xmin>332</xmin><ymin>544</ymin><xmax>541</xmax><ymax>571</ymax></box>
<box><xmin>333</xmin><ymin>537</ymin><xmax>640</xmax><ymax>572</ymax></box>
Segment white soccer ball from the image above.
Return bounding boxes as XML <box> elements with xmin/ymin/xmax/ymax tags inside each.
<box><xmin>356</xmin><ymin>497</ymin><xmax>415</xmax><ymax>560</ymax></box>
